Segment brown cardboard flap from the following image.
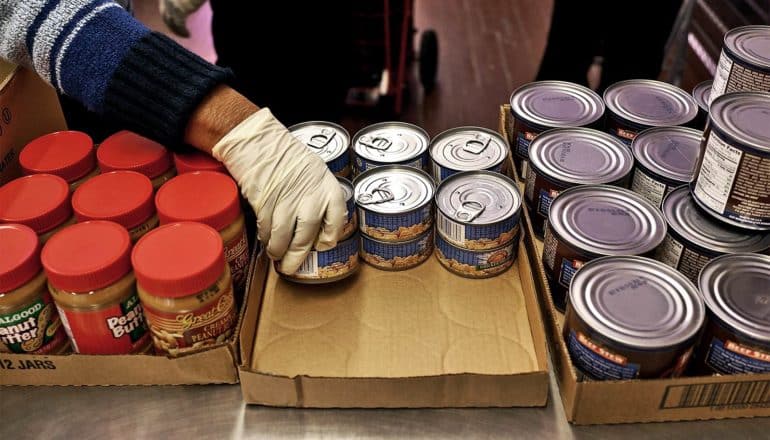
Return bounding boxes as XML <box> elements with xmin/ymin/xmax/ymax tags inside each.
<box><xmin>501</xmin><ymin>104</ymin><xmax>770</xmax><ymax>424</ymax></box>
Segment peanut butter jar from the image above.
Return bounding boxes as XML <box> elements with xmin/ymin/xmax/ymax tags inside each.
<box><xmin>173</xmin><ymin>148</ymin><xmax>228</xmax><ymax>175</ymax></box>
<box><xmin>131</xmin><ymin>222</ymin><xmax>238</xmax><ymax>357</ymax></box>
<box><xmin>0</xmin><ymin>224</ymin><xmax>68</xmax><ymax>354</ymax></box>
<box><xmin>72</xmin><ymin>171</ymin><xmax>158</xmax><ymax>242</ymax></box>
<box><xmin>42</xmin><ymin>221</ymin><xmax>151</xmax><ymax>355</ymax></box>
<box><xmin>155</xmin><ymin>171</ymin><xmax>249</xmax><ymax>297</ymax></box>
<box><xmin>97</xmin><ymin>131</ymin><xmax>176</xmax><ymax>189</ymax></box>
<box><xmin>19</xmin><ymin>131</ymin><xmax>98</xmax><ymax>191</ymax></box>
<box><xmin>0</xmin><ymin>174</ymin><xmax>75</xmax><ymax>243</ymax></box>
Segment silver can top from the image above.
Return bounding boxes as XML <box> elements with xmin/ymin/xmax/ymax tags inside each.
<box><xmin>509</xmin><ymin>81</ymin><xmax>605</xmax><ymax>129</ymax></box>
<box><xmin>548</xmin><ymin>185</ymin><xmax>667</xmax><ymax>256</ymax></box>
<box><xmin>723</xmin><ymin>25</ymin><xmax>770</xmax><ymax>71</ymax></box>
<box><xmin>353</xmin><ymin>165</ymin><xmax>434</xmax><ymax>214</ymax></box>
<box><xmin>289</xmin><ymin>121</ymin><xmax>350</xmax><ymax>164</ymax></box>
<box><xmin>529</xmin><ymin>127</ymin><xmax>633</xmax><ymax>185</ymax></box>
<box><xmin>663</xmin><ymin>187</ymin><xmax>770</xmax><ymax>253</ymax></box>
<box><xmin>692</xmin><ymin>80</ymin><xmax>712</xmax><ymax>113</ymax></box>
<box><xmin>429</xmin><ymin>126</ymin><xmax>508</xmax><ymax>172</ymax></box>
<box><xmin>632</xmin><ymin>127</ymin><xmax>702</xmax><ymax>183</ymax></box>
<box><xmin>435</xmin><ymin>170</ymin><xmax>521</xmax><ymax>225</ymax></box>
<box><xmin>337</xmin><ymin>176</ymin><xmax>353</xmax><ymax>202</ymax></box>
<box><xmin>603</xmin><ymin>79</ymin><xmax>698</xmax><ymax>127</ymax></box>
<box><xmin>709</xmin><ymin>92</ymin><xmax>770</xmax><ymax>153</ymax></box>
<box><xmin>569</xmin><ymin>256</ymin><xmax>705</xmax><ymax>350</ymax></box>
<box><xmin>352</xmin><ymin>122</ymin><xmax>430</xmax><ymax>164</ymax></box>
<box><xmin>699</xmin><ymin>253</ymin><xmax>770</xmax><ymax>344</ymax></box>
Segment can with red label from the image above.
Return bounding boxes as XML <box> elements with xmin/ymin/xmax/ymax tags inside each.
<box><xmin>42</xmin><ymin>221</ymin><xmax>151</xmax><ymax>355</ymax></box>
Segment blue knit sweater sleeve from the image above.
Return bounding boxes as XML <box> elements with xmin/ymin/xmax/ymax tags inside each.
<box><xmin>0</xmin><ymin>0</ymin><xmax>232</xmax><ymax>147</ymax></box>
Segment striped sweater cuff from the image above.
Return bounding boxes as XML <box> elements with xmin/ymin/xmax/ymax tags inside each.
<box><xmin>102</xmin><ymin>32</ymin><xmax>233</xmax><ymax>149</ymax></box>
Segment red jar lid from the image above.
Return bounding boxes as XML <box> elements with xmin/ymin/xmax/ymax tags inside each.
<box><xmin>0</xmin><ymin>174</ymin><xmax>72</xmax><ymax>234</ymax></box>
<box><xmin>97</xmin><ymin>131</ymin><xmax>172</xmax><ymax>178</ymax></box>
<box><xmin>173</xmin><ymin>150</ymin><xmax>228</xmax><ymax>174</ymax></box>
<box><xmin>155</xmin><ymin>171</ymin><xmax>240</xmax><ymax>231</ymax></box>
<box><xmin>41</xmin><ymin>221</ymin><xmax>132</xmax><ymax>292</ymax></box>
<box><xmin>132</xmin><ymin>222</ymin><xmax>225</xmax><ymax>298</ymax></box>
<box><xmin>20</xmin><ymin>131</ymin><xmax>95</xmax><ymax>183</ymax></box>
<box><xmin>0</xmin><ymin>224</ymin><xmax>41</xmax><ymax>292</ymax></box>
<box><xmin>72</xmin><ymin>171</ymin><xmax>155</xmax><ymax>229</ymax></box>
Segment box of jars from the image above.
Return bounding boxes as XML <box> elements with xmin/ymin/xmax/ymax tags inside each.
<box><xmin>500</xmin><ymin>98</ymin><xmax>770</xmax><ymax>425</ymax></box>
<box><xmin>236</xmin><ymin>121</ymin><xmax>552</xmax><ymax>408</ymax></box>
<box><xmin>0</xmin><ymin>129</ymin><xmax>258</xmax><ymax>386</ymax></box>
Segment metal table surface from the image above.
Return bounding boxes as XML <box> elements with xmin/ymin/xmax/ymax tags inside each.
<box><xmin>2</xmin><ymin>365</ymin><xmax>769</xmax><ymax>440</ymax></box>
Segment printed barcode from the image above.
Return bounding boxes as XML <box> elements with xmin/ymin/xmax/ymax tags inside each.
<box><xmin>439</xmin><ymin>212</ymin><xmax>465</xmax><ymax>243</ymax></box>
<box><xmin>661</xmin><ymin>381</ymin><xmax>770</xmax><ymax>409</ymax></box>
<box><xmin>296</xmin><ymin>253</ymin><xmax>319</xmax><ymax>276</ymax></box>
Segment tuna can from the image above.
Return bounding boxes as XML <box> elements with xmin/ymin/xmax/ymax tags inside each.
<box><xmin>435</xmin><ymin>229</ymin><xmax>519</xmax><ymax>278</ymax></box>
<box><xmin>603</xmin><ymin>79</ymin><xmax>698</xmax><ymax>146</ymax></box>
<box><xmin>691</xmin><ymin>92</ymin><xmax>770</xmax><ymax>230</ymax></box>
<box><xmin>277</xmin><ymin>233</ymin><xmax>360</xmax><ymax>284</ymax></box>
<box><xmin>710</xmin><ymin>25</ymin><xmax>770</xmax><ymax>105</ymax></box>
<box><xmin>354</xmin><ymin>165</ymin><xmax>435</xmax><ymax>242</ymax></box>
<box><xmin>360</xmin><ymin>229</ymin><xmax>433</xmax><ymax>271</ymax></box>
<box><xmin>542</xmin><ymin>185</ymin><xmax>667</xmax><ymax>312</ymax></box>
<box><xmin>696</xmin><ymin>253</ymin><xmax>770</xmax><ymax>375</ymax></box>
<box><xmin>564</xmin><ymin>256</ymin><xmax>705</xmax><ymax>380</ymax></box>
<box><xmin>655</xmin><ymin>186</ymin><xmax>770</xmax><ymax>284</ymax></box>
<box><xmin>630</xmin><ymin>127</ymin><xmax>702</xmax><ymax>208</ymax></box>
<box><xmin>525</xmin><ymin>128</ymin><xmax>633</xmax><ymax>236</ymax></box>
<box><xmin>338</xmin><ymin>177</ymin><xmax>357</xmax><ymax>240</ymax></box>
<box><xmin>692</xmin><ymin>79</ymin><xmax>712</xmax><ymax>127</ymax></box>
<box><xmin>436</xmin><ymin>171</ymin><xmax>521</xmax><ymax>250</ymax></box>
<box><xmin>509</xmin><ymin>81</ymin><xmax>605</xmax><ymax>180</ymax></box>
<box><xmin>429</xmin><ymin>126</ymin><xmax>508</xmax><ymax>183</ymax></box>
<box><xmin>289</xmin><ymin>121</ymin><xmax>351</xmax><ymax>178</ymax></box>
<box><xmin>352</xmin><ymin>122</ymin><xmax>430</xmax><ymax>174</ymax></box>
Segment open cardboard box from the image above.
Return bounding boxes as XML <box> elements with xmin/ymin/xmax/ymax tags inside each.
<box><xmin>0</xmin><ymin>63</ymin><xmax>256</xmax><ymax>386</ymax></box>
<box><xmin>500</xmin><ymin>104</ymin><xmax>770</xmax><ymax>424</ymax></box>
<box><xmin>237</xmin><ymin>129</ymin><xmax>551</xmax><ymax>408</ymax></box>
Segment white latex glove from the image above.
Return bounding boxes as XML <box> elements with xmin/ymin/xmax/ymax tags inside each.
<box><xmin>212</xmin><ymin>109</ymin><xmax>346</xmax><ymax>274</ymax></box>
<box><xmin>159</xmin><ymin>0</ymin><xmax>207</xmax><ymax>37</ymax></box>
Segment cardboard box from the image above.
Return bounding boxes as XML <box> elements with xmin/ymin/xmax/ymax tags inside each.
<box><xmin>500</xmin><ymin>104</ymin><xmax>770</xmax><ymax>424</ymax></box>
<box><xmin>0</xmin><ymin>61</ymin><xmax>67</xmax><ymax>185</ymax></box>
<box><xmin>237</xmin><ymin>155</ymin><xmax>551</xmax><ymax>408</ymax></box>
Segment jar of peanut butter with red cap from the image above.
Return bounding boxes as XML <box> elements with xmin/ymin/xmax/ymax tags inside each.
<box><xmin>42</xmin><ymin>221</ymin><xmax>151</xmax><ymax>355</ymax></box>
<box><xmin>0</xmin><ymin>174</ymin><xmax>75</xmax><ymax>243</ymax></box>
<box><xmin>173</xmin><ymin>149</ymin><xmax>228</xmax><ymax>175</ymax></box>
<box><xmin>20</xmin><ymin>131</ymin><xmax>98</xmax><ymax>191</ymax></box>
<box><xmin>0</xmin><ymin>224</ymin><xmax>68</xmax><ymax>354</ymax></box>
<box><xmin>132</xmin><ymin>222</ymin><xmax>237</xmax><ymax>357</ymax></box>
<box><xmin>97</xmin><ymin>131</ymin><xmax>176</xmax><ymax>189</ymax></box>
<box><xmin>72</xmin><ymin>171</ymin><xmax>158</xmax><ymax>242</ymax></box>
<box><xmin>155</xmin><ymin>171</ymin><xmax>249</xmax><ymax>296</ymax></box>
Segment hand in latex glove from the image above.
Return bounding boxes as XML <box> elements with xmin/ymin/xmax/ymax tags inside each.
<box><xmin>212</xmin><ymin>109</ymin><xmax>346</xmax><ymax>274</ymax></box>
<box><xmin>159</xmin><ymin>0</ymin><xmax>207</xmax><ymax>37</ymax></box>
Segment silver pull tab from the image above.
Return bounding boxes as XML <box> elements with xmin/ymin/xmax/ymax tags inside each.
<box><xmin>306</xmin><ymin>129</ymin><xmax>336</xmax><ymax>149</ymax></box>
<box><xmin>454</xmin><ymin>200</ymin><xmax>485</xmax><ymax>222</ymax></box>
<box><xmin>357</xmin><ymin>187</ymin><xmax>395</xmax><ymax>205</ymax></box>
<box><xmin>359</xmin><ymin>135</ymin><xmax>393</xmax><ymax>151</ymax></box>
<box><xmin>463</xmin><ymin>135</ymin><xmax>490</xmax><ymax>154</ymax></box>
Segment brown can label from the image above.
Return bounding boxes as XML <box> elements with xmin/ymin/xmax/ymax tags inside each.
<box><xmin>143</xmin><ymin>286</ymin><xmax>237</xmax><ymax>356</ymax></box>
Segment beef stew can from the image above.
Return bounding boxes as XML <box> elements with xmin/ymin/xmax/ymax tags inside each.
<box><xmin>710</xmin><ymin>25</ymin><xmax>770</xmax><ymax>104</ymax></box>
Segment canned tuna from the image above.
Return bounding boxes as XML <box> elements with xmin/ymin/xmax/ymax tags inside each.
<box><xmin>435</xmin><ymin>230</ymin><xmax>519</xmax><ymax>278</ymax></box>
<box><xmin>338</xmin><ymin>177</ymin><xmax>357</xmax><ymax>240</ymax></box>
<box><xmin>360</xmin><ymin>229</ymin><xmax>433</xmax><ymax>271</ymax></box>
<box><xmin>278</xmin><ymin>233</ymin><xmax>360</xmax><ymax>284</ymax></box>
<box><xmin>353</xmin><ymin>122</ymin><xmax>429</xmax><ymax>174</ymax></box>
<box><xmin>289</xmin><ymin>121</ymin><xmax>351</xmax><ymax>178</ymax></box>
<box><xmin>429</xmin><ymin>127</ymin><xmax>508</xmax><ymax>183</ymax></box>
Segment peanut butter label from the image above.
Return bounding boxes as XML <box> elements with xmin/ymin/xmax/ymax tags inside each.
<box><xmin>57</xmin><ymin>292</ymin><xmax>149</xmax><ymax>355</ymax></box>
<box><xmin>0</xmin><ymin>292</ymin><xmax>66</xmax><ymax>354</ymax></box>
<box><xmin>225</xmin><ymin>228</ymin><xmax>249</xmax><ymax>294</ymax></box>
<box><xmin>143</xmin><ymin>287</ymin><xmax>236</xmax><ymax>356</ymax></box>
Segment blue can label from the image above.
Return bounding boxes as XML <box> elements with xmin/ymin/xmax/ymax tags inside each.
<box><xmin>328</xmin><ymin>152</ymin><xmax>351</xmax><ymax>177</ymax></box>
<box><xmin>290</xmin><ymin>234</ymin><xmax>360</xmax><ymax>280</ymax></box>
<box><xmin>558</xmin><ymin>257</ymin><xmax>585</xmax><ymax>288</ymax></box>
<box><xmin>435</xmin><ymin>232</ymin><xmax>517</xmax><ymax>277</ymax></box>
<box><xmin>361</xmin><ymin>232</ymin><xmax>433</xmax><ymax>270</ymax></box>
<box><xmin>360</xmin><ymin>205</ymin><xmax>432</xmax><ymax>241</ymax></box>
<box><xmin>537</xmin><ymin>188</ymin><xmax>559</xmax><ymax>218</ymax></box>
<box><xmin>355</xmin><ymin>155</ymin><xmax>427</xmax><ymax>174</ymax></box>
<box><xmin>705</xmin><ymin>337</ymin><xmax>770</xmax><ymax>374</ymax></box>
<box><xmin>437</xmin><ymin>210</ymin><xmax>519</xmax><ymax>250</ymax></box>
<box><xmin>567</xmin><ymin>330</ymin><xmax>640</xmax><ymax>380</ymax></box>
<box><xmin>432</xmin><ymin>161</ymin><xmax>504</xmax><ymax>183</ymax></box>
